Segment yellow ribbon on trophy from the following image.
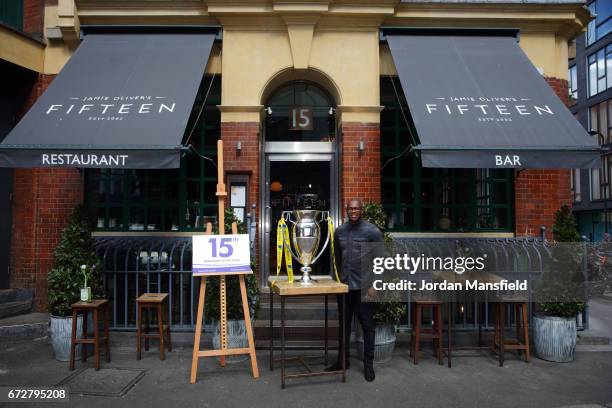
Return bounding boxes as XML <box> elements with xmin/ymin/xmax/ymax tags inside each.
<box><xmin>327</xmin><ymin>216</ymin><xmax>340</xmax><ymax>283</ymax></box>
<box><xmin>274</xmin><ymin>216</ymin><xmax>294</xmax><ymax>285</ymax></box>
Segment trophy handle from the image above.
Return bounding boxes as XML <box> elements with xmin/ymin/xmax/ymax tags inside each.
<box><xmin>311</xmin><ymin>213</ymin><xmax>332</xmax><ymax>265</ymax></box>
<box><xmin>311</xmin><ymin>228</ymin><xmax>331</xmax><ymax>265</ymax></box>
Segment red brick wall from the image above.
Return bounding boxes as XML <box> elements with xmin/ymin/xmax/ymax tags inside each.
<box><xmin>23</xmin><ymin>0</ymin><xmax>44</xmax><ymax>37</ymax></box>
<box><xmin>10</xmin><ymin>74</ymin><xmax>84</xmax><ymax>312</ymax></box>
<box><xmin>221</xmin><ymin>122</ymin><xmax>260</xmax><ymax>270</ymax></box>
<box><xmin>514</xmin><ymin>77</ymin><xmax>572</xmax><ymax>238</ymax></box>
<box><xmin>341</xmin><ymin>122</ymin><xmax>381</xmax><ymax>214</ymax></box>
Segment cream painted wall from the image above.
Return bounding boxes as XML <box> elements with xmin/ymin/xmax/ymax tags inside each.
<box><xmin>380</xmin><ymin>33</ymin><xmax>570</xmax><ymax>80</ymax></box>
<box><xmin>44</xmin><ymin>5</ymin><xmax>75</xmax><ymax>74</ymax></box>
<box><xmin>520</xmin><ymin>33</ymin><xmax>569</xmax><ymax>80</ymax></box>
<box><xmin>220</xmin><ymin>27</ymin><xmax>381</xmax><ymax>122</ymax></box>
<box><xmin>41</xmin><ymin>4</ymin><xmax>223</xmax><ymax>75</ymax></box>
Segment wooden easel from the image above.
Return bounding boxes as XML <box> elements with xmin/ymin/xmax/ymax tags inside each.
<box><xmin>190</xmin><ymin>140</ymin><xmax>259</xmax><ymax>383</ymax></box>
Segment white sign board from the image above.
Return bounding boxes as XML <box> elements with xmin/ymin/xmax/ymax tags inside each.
<box><xmin>192</xmin><ymin>234</ymin><xmax>251</xmax><ymax>275</ymax></box>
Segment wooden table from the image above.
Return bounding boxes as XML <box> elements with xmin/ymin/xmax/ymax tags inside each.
<box><xmin>136</xmin><ymin>293</ymin><xmax>172</xmax><ymax>360</ymax></box>
<box><xmin>69</xmin><ymin>299</ymin><xmax>110</xmax><ymax>371</ymax></box>
<box><xmin>268</xmin><ymin>277</ymin><xmax>348</xmax><ymax>389</ymax></box>
<box><xmin>430</xmin><ymin>270</ymin><xmax>507</xmax><ymax>367</ymax></box>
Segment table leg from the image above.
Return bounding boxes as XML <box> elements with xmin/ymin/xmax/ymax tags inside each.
<box><xmin>478</xmin><ymin>303</ymin><xmax>483</xmax><ymax>347</ymax></box>
<box><xmin>436</xmin><ymin>305</ymin><xmax>443</xmax><ymax>365</ymax></box>
<box><xmin>104</xmin><ymin>303</ymin><xmax>110</xmax><ymax>362</ymax></box>
<box><xmin>69</xmin><ymin>310</ymin><xmax>77</xmax><ymax>370</ymax></box>
<box><xmin>324</xmin><ymin>295</ymin><xmax>328</xmax><ymax>366</ymax></box>
<box><xmin>522</xmin><ymin>303</ymin><xmax>530</xmax><ymax>362</ymax></box>
<box><xmin>93</xmin><ymin>309</ymin><xmax>100</xmax><ymax>370</ymax></box>
<box><xmin>270</xmin><ymin>290</ymin><xmax>274</xmax><ymax>371</ymax></box>
<box><xmin>499</xmin><ymin>303</ymin><xmax>505</xmax><ymax>367</ymax></box>
<box><xmin>158</xmin><ymin>304</ymin><xmax>165</xmax><ymax>360</ymax></box>
<box><xmin>165</xmin><ymin>300</ymin><xmax>172</xmax><ymax>352</ymax></box>
<box><xmin>137</xmin><ymin>303</ymin><xmax>142</xmax><ymax>360</ymax></box>
<box><xmin>281</xmin><ymin>296</ymin><xmax>286</xmax><ymax>389</ymax></box>
<box><xmin>447</xmin><ymin>302</ymin><xmax>452</xmax><ymax>368</ymax></box>
<box><xmin>145</xmin><ymin>306</ymin><xmax>150</xmax><ymax>351</ymax></box>
<box><xmin>341</xmin><ymin>294</ymin><xmax>346</xmax><ymax>383</ymax></box>
<box><xmin>82</xmin><ymin>310</ymin><xmax>88</xmax><ymax>363</ymax></box>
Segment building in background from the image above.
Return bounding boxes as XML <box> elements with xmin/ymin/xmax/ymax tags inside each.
<box><xmin>0</xmin><ymin>1</ymin><xmax>593</xmax><ymax>323</ymax></box>
<box><xmin>569</xmin><ymin>0</ymin><xmax>612</xmax><ymax>241</ymax></box>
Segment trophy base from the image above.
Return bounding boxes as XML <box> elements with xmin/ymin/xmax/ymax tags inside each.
<box><xmin>299</xmin><ymin>268</ymin><xmax>315</xmax><ymax>285</ymax></box>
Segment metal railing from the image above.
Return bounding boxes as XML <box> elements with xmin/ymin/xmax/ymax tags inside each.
<box><xmin>95</xmin><ymin>237</ymin><xmax>201</xmax><ymax>331</ymax></box>
<box><xmin>95</xmin><ymin>233</ymin><xmax>591</xmax><ymax>331</ymax></box>
<box><xmin>393</xmin><ymin>235</ymin><xmax>590</xmax><ymax>331</ymax></box>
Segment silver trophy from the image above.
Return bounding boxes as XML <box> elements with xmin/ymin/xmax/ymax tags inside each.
<box><xmin>282</xmin><ymin>210</ymin><xmax>332</xmax><ymax>285</ymax></box>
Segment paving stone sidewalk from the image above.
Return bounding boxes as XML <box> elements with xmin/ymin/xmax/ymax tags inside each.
<box><xmin>1</xmin><ymin>336</ymin><xmax>611</xmax><ymax>408</ymax></box>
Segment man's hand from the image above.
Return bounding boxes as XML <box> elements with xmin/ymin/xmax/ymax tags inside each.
<box><xmin>367</xmin><ymin>286</ymin><xmax>377</xmax><ymax>299</ymax></box>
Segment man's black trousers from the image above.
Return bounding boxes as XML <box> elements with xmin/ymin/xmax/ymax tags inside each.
<box><xmin>336</xmin><ymin>289</ymin><xmax>375</xmax><ymax>365</ymax></box>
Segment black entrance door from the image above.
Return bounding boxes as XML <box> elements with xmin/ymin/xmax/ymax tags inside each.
<box><xmin>268</xmin><ymin>160</ymin><xmax>332</xmax><ymax>278</ymax></box>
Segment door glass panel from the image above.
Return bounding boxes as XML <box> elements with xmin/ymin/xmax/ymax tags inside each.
<box><xmin>268</xmin><ymin>160</ymin><xmax>331</xmax><ymax>278</ymax></box>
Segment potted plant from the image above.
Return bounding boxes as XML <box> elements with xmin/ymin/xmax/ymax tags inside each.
<box><xmin>47</xmin><ymin>205</ymin><xmax>102</xmax><ymax>361</ymax></box>
<box><xmin>533</xmin><ymin>205</ymin><xmax>586</xmax><ymax>362</ymax></box>
<box><xmin>204</xmin><ymin>209</ymin><xmax>260</xmax><ymax>362</ymax></box>
<box><xmin>355</xmin><ymin>202</ymin><xmax>406</xmax><ymax>362</ymax></box>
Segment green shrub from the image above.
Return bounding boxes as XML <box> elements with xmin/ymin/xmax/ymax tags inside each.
<box><xmin>47</xmin><ymin>205</ymin><xmax>102</xmax><ymax>316</ymax></box>
<box><xmin>361</xmin><ymin>201</ymin><xmax>406</xmax><ymax>325</ymax></box>
<box><xmin>536</xmin><ymin>205</ymin><xmax>586</xmax><ymax>318</ymax></box>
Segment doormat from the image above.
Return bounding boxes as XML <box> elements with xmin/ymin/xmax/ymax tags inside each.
<box><xmin>56</xmin><ymin>367</ymin><xmax>146</xmax><ymax>397</ymax></box>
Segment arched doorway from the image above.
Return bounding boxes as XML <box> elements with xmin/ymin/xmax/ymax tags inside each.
<box><xmin>260</xmin><ymin>81</ymin><xmax>340</xmax><ymax>282</ymax></box>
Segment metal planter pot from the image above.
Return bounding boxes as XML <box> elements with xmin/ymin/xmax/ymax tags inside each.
<box><xmin>212</xmin><ymin>319</ymin><xmax>249</xmax><ymax>363</ymax></box>
<box><xmin>533</xmin><ymin>314</ymin><xmax>577</xmax><ymax>363</ymax></box>
<box><xmin>357</xmin><ymin>324</ymin><xmax>396</xmax><ymax>363</ymax></box>
<box><xmin>50</xmin><ymin>315</ymin><xmax>82</xmax><ymax>362</ymax></box>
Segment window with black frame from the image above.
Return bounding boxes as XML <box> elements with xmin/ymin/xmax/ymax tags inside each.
<box><xmin>0</xmin><ymin>0</ymin><xmax>23</xmax><ymax>31</ymax></box>
<box><xmin>587</xmin><ymin>0</ymin><xmax>612</xmax><ymax>46</ymax></box>
<box><xmin>380</xmin><ymin>77</ymin><xmax>514</xmax><ymax>232</ymax></box>
<box><xmin>587</xmin><ymin>45</ymin><xmax>612</xmax><ymax>97</ymax></box>
<box><xmin>85</xmin><ymin>76</ymin><xmax>221</xmax><ymax>232</ymax></box>
<box><xmin>265</xmin><ymin>81</ymin><xmax>335</xmax><ymax>142</ymax></box>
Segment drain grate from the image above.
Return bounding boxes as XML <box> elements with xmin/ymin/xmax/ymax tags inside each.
<box><xmin>56</xmin><ymin>368</ymin><xmax>146</xmax><ymax>397</ymax></box>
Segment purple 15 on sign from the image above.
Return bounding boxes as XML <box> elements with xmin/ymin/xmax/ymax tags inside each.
<box><xmin>192</xmin><ymin>234</ymin><xmax>251</xmax><ymax>276</ymax></box>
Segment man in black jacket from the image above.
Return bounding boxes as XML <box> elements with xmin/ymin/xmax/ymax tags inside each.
<box><xmin>325</xmin><ymin>198</ymin><xmax>382</xmax><ymax>382</ymax></box>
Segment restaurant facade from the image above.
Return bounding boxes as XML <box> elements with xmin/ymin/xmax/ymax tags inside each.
<box><xmin>0</xmin><ymin>0</ymin><xmax>596</xmax><ymax>313</ymax></box>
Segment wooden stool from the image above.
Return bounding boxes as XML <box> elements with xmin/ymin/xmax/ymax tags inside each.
<box><xmin>69</xmin><ymin>299</ymin><xmax>110</xmax><ymax>371</ymax></box>
<box><xmin>137</xmin><ymin>293</ymin><xmax>172</xmax><ymax>360</ymax></box>
<box><xmin>491</xmin><ymin>301</ymin><xmax>530</xmax><ymax>366</ymax></box>
<box><xmin>410</xmin><ymin>301</ymin><xmax>443</xmax><ymax>365</ymax></box>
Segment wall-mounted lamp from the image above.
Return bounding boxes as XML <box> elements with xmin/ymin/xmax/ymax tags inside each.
<box><xmin>265</xmin><ymin>106</ymin><xmax>273</xmax><ymax>115</ymax></box>
<box><xmin>328</xmin><ymin>107</ymin><xmax>336</xmax><ymax>115</ymax></box>
<box><xmin>236</xmin><ymin>141</ymin><xmax>242</xmax><ymax>152</ymax></box>
<box><xmin>358</xmin><ymin>140</ymin><xmax>365</xmax><ymax>153</ymax></box>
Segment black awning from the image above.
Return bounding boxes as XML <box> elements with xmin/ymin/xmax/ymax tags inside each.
<box><xmin>385</xmin><ymin>31</ymin><xmax>600</xmax><ymax>169</ymax></box>
<box><xmin>0</xmin><ymin>33</ymin><xmax>215</xmax><ymax>169</ymax></box>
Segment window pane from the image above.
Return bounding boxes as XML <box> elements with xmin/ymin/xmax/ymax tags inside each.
<box><xmin>592</xmin><ymin>168</ymin><xmax>602</xmax><ymax>200</ymax></box>
<box><xmin>589</xmin><ymin>59</ymin><xmax>598</xmax><ymax>96</ymax></box>
<box><xmin>600</xmin><ymin>101</ymin><xmax>608</xmax><ymax>142</ymax></box>
<box><xmin>399</xmin><ymin>155</ymin><xmax>415</xmax><ymax>178</ymax></box>
<box><xmin>590</xmin><ymin>105</ymin><xmax>598</xmax><ymax>135</ymax></box>
<box><xmin>598</xmin><ymin>49</ymin><xmax>606</xmax><ymax>78</ymax></box>
<box><xmin>399</xmin><ymin>183</ymin><xmax>414</xmax><ymax>204</ymax></box>
<box><xmin>597</xmin><ymin>17</ymin><xmax>612</xmax><ymax>40</ymax></box>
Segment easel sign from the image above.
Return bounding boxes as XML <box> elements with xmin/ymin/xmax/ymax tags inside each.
<box><xmin>190</xmin><ymin>139</ymin><xmax>259</xmax><ymax>384</ymax></box>
<box><xmin>192</xmin><ymin>234</ymin><xmax>251</xmax><ymax>275</ymax></box>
